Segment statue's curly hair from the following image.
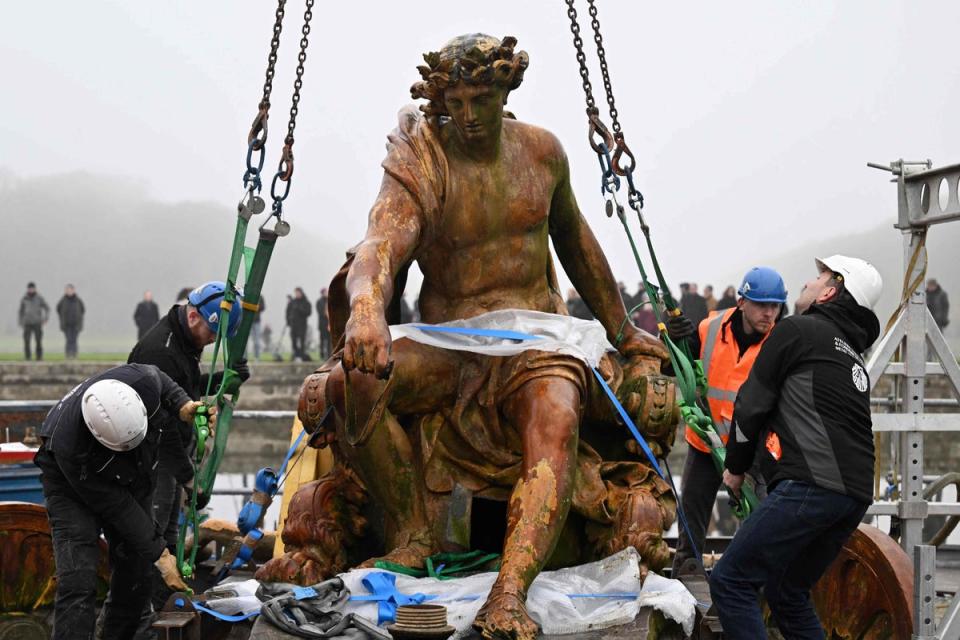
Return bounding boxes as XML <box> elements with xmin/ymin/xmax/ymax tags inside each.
<box><xmin>411</xmin><ymin>34</ymin><xmax>529</xmax><ymax>118</ymax></box>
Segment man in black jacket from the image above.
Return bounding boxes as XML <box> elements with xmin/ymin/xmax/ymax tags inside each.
<box><xmin>709</xmin><ymin>255</ymin><xmax>883</xmax><ymax>639</ymax></box>
<box><xmin>35</xmin><ymin>363</ymin><xmax>208</xmax><ymax>639</ymax></box>
<box><xmin>133</xmin><ymin>290</ymin><xmax>161</xmax><ymax>339</ymax></box>
<box><xmin>286</xmin><ymin>287</ymin><xmax>312</xmax><ymax>361</ymax></box>
<box><xmin>128</xmin><ymin>282</ymin><xmax>248</xmax><ymax>555</ymax></box>
<box><xmin>56</xmin><ymin>283</ymin><xmax>86</xmax><ymax>359</ymax></box>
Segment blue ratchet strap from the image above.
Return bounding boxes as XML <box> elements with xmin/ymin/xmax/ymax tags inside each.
<box><xmin>193</xmin><ymin>603</ymin><xmax>260</xmax><ymax>622</ymax></box>
<box><xmin>350</xmin><ymin>572</ymin><xmax>437</xmax><ymax>625</ymax></box>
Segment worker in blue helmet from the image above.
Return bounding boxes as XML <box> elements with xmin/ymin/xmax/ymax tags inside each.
<box><xmin>665</xmin><ymin>266</ymin><xmax>787</xmax><ymax>579</ymax></box>
<box><xmin>126</xmin><ymin>281</ymin><xmax>250</xmax><ymax>608</ymax></box>
<box><xmin>187</xmin><ymin>281</ymin><xmax>244</xmax><ymax>340</ymax></box>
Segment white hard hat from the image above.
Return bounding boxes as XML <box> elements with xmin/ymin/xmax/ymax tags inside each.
<box><xmin>81</xmin><ymin>379</ymin><xmax>149</xmax><ymax>452</ymax></box>
<box><xmin>816</xmin><ymin>255</ymin><xmax>883</xmax><ymax>310</ymax></box>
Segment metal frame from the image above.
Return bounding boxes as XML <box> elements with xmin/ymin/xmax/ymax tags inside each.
<box><xmin>866</xmin><ymin>159</ymin><xmax>960</xmax><ymax>639</ymax></box>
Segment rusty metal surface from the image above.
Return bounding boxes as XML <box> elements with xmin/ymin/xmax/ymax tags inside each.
<box><xmin>0</xmin><ymin>501</ymin><xmax>111</xmax><ymax>614</ymax></box>
<box><xmin>811</xmin><ymin>523</ymin><xmax>914</xmax><ymax>639</ymax></box>
<box><xmin>0</xmin><ymin>502</ymin><xmax>57</xmax><ymax>613</ymax></box>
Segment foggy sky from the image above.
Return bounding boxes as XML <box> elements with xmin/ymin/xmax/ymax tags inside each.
<box><xmin>4</xmin><ymin>1</ymin><xmax>960</xmax><ymax>305</ymax></box>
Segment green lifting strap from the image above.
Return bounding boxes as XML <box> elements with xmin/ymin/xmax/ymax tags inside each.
<box><xmin>608</xmin><ymin>203</ymin><xmax>757</xmax><ymax>519</ymax></box>
<box><xmin>175</xmin><ymin>212</ymin><xmax>281</xmax><ymax>577</ymax></box>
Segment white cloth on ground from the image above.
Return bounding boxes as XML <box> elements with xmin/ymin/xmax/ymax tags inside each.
<box><xmin>389</xmin><ymin>309</ymin><xmax>615</xmax><ymax>368</ymax></box>
<box><xmin>339</xmin><ymin>547</ymin><xmax>696</xmax><ymax>638</ymax></box>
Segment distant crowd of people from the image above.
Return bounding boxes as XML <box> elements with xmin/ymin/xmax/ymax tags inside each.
<box><xmin>15</xmin><ymin>277</ymin><xmax>952</xmax><ymax>360</ymax></box>
<box><xmin>565</xmin><ymin>278</ymin><xmax>952</xmax><ymax>337</ymax></box>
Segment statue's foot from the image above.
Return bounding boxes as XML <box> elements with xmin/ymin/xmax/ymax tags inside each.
<box><xmin>357</xmin><ymin>535</ymin><xmax>433</xmax><ymax>570</ymax></box>
<box><xmin>473</xmin><ymin>589</ymin><xmax>539</xmax><ymax>640</ymax></box>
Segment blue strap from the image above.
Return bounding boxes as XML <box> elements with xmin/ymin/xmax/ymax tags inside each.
<box><xmin>192</xmin><ymin>602</ymin><xmax>260</xmax><ymax>621</ymax></box>
<box><xmin>277</xmin><ymin>427</ymin><xmax>307</xmax><ymax>481</ymax></box>
<box><xmin>568</xmin><ymin>592</ymin><xmax>639</xmax><ymax>599</ymax></box>
<box><xmin>293</xmin><ymin>586</ymin><xmax>318</xmax><ymax>600</ymax></box>
<box><xmin>352</xmin><ymin>572</ymin><xmax>437</xmax><ymax>625</ymax></box>
<box><xmin>414</xmin><ymin>325</ymin><xmax>543</xmax><ymax>342</ymax></box>
<box><xmin>591</xmin><ymin>368</ymin><xmax>665</xmax><ymax>479</ymax></box>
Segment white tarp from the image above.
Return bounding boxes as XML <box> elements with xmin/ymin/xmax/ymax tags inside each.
<box><xmin>339</xmin><ymin>548</ymin><xmax>697</xmax><ymax>637</ymax></box>
<box><xmin>389</xmin><ymin>308</ymin><xmax>615</xmax><ymax>368</ymax></box>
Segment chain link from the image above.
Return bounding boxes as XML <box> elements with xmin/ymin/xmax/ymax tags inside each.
<box><xmin>261</xmin><ymin>0</ymin><xmax>287</xmax><ymax>112</ymax></box>
<box><xmin>565</xmin><ymin>0</ymin><xmax>596</xmax><ymax>114</ymax></box>
<box><xmin>587</xmin><ymin>0</ymin><xmax>620</xmax><ymax>134</ymax></box>
<box><xmin>270</xmin><ymin>0</ymin><xmax>314</xmax><ymax>210</ymax></box>
<box><xmin>283</xmin><ymin>0</ymin><xmax>313</xmax><ymax>149</ymax></box>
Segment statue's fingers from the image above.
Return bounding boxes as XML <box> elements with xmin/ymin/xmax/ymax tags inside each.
<box><xmin>342</xmin><ymin>340</ymin><xmax>357</xmax><ymax>370</ymax></box>
<box><xmin>374</xmin><ymin>346</ymin><xmax>391</xmax><ymax>379</ymax></box>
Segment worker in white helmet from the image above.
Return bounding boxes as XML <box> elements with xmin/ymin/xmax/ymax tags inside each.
<box><xmin>34</xmin><ymin>363</ymin><xmax>214</xmax><ymax>640</ymax></box>
<box><xmin>709</xmin><ymin>255</ymin><xmax>883</xmax><ymax>639</ymax></box>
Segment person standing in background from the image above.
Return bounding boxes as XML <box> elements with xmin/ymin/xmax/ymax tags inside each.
<box><xmin>704</xmin><ymin>284</ymin><xmax>718</xmax><ymax>313</ymax></box>
<box><xmin>19</xmin><ymin>282</ymin><xmax>49</xmax><ymax>360</ymax></box>
<box><xmin>134</xmin><ymin>291</ymin><xmax>161</xmax><ymax>339</ymax></box>
<box><xmin>56</xmin><ymin>284</ymin><xmax>85</xmax><ymax>359</ymax></box>
<box><xmin>716</xmin><ymin>285</ymin><xmax>737</xmax><ymax>310</ymax></box>
<box><xmin>927</xmin><ymin>278</ymin><xmax>950</xmax><ymax>331</ymax></box>
<box><xmin>286</xmin><ymin>287</ymin><xmax>312</xmax><ymax>361</ymax></box>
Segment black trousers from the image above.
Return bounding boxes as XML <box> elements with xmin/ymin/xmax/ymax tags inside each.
<box><xmin>40</xmin><ymin>462</ymin><xmax>154</xmax><ymax>639</ymax></box>
<box><xmin>64</xmin><ymin>326</ymin><xmax>80</xmax><ymax>358</ymax></box>
<box><xmin>290</xmin><ymin>325</ymin><xmax>307</xmax><ymax>360</ymax></box>
<box><xmin>23</xmin><ymin>323</ymin><xmax>43</xmax><ymax>360</ymax></box>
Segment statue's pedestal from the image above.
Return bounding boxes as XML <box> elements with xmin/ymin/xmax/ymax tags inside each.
<box><xmin>248</xmin><ymin>607</ymin><xmax>686</xmax><ymax>639</ymax></box>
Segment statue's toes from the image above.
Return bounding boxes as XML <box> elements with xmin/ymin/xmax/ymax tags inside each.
<box><xmin>473</xmin><ymin>593</ymin><xmax>539</xmax><ymax>640</ymax></box>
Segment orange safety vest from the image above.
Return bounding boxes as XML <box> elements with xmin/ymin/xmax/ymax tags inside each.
<box><xmin>685</xmin><ymin>308</ymin><xmax>771</xmax><ymax>453</ymax></box>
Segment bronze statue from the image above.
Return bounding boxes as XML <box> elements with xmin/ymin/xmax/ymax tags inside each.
<box><xmin>258</xmin><ymin>34</ymin><xmax>679</xmax><ymax>639</ymax></box>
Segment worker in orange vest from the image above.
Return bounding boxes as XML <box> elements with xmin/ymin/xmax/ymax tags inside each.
<box><xmin>671</xmin><ymin>266</ymin><xmax>787</xmax><ymax>575</ymax></box>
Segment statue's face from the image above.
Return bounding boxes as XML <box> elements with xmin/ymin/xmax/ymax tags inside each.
<box><xmin>443</xmin><ymin>82</ymin><xmax>506</xmax><ymax>146</ymax></box>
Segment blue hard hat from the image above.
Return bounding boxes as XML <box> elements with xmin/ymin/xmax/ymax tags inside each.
<box><xmin>188</xmin><ymin>281</ymin><xmax>243</xmax><ymax>337</ymax></box>
<box><xmin>738</xmin><ymin>267</ymin><xmax>787</xmax><ymax>304</ymax></box>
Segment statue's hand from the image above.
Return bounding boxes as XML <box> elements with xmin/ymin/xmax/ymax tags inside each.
<box><xmin>343</xmin><ymin>313</ymin><xmax>393</xmax><ymax>378</ymax></box>
<box><xmin>618</xmin><ymin>327</ymin><xmax>669</xmax><ymax>362</ymax></box>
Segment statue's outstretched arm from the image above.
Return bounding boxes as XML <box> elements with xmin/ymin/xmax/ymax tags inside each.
<box><xmin>343</xmin><ymin>174</ymin><xmax>423</xmax><ymax>377</ymax></box>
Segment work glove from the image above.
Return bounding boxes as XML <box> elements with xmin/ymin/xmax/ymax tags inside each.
<box><xmin>155</xmin><ymin>548</ymin><xmax>189</xmax><ymax>592</ymax></box>
<box><xmin>666</xmin><ymin>313</ymin><xmax>695</xmax><ymax>341</ymax></box>
<box><xmin>234</xmin><ymin>358</ymin><xmax>251</xmax><ymax>382</ymax></box>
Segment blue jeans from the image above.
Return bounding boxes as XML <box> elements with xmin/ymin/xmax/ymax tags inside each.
<box><xmin>709</xmin><ymin>479</ymin><xmax>868</xmax><ymax>639</ymax></box>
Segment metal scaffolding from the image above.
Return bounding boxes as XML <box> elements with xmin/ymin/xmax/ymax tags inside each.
<box><xmin>865</xmin><ymin>159</ymin><xmax>960</xmax><ymax>639</ymax></box>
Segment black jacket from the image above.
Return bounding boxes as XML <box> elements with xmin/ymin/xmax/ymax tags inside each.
<box><xmin>286</xmin><ymin>296</ymin><xmax>312</xmax><ymax>330</ymax></box>
<box><xmin>726</xmin><ymin>295</ymin><xmax>880</xmax><ymax>503</ymax></box>
<box><xmin>56</xmin><ymin>294</ymin><xmax>85</xmax><ymax>331</ymax></box>
<box><xmin>134</xmin><ymin>300</ymin><xmax>161</xmax><ymax>334</ymax></box>
<box><xmin>128</xmin><ymin>305</ymin><xmax>218</xmax><ymax>482</ymax></box>
<box><xmin>35</xmin><ymin>363</ymin><xmax>190</xmax><ymax>561</ymax></box>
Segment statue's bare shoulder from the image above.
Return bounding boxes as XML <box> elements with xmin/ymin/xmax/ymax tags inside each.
<box><xmin>502</xmin><ymin>119</ymin><xmax>569</xmax><ymax>177</ymax></box>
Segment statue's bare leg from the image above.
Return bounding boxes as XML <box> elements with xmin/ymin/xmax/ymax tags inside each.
<box><xmin>473</xmin><ymin>376</ymin><xmax>580</xmax><ymax>640</ymax></box>
<box><xmin>330</xmin><ymin>338</ymin><xmax>460</xmax><ymax>569</ymax></box>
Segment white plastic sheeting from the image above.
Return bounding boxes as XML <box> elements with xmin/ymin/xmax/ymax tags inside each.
<box><xmin>339</xmin><ymin>548</ymin><xmax>697</xmax><ymax>638</ymax></box>
<box><xmin>389</xmin><ymin>309</ymin><xmax>615</xmax><ymax>368</ymax></box>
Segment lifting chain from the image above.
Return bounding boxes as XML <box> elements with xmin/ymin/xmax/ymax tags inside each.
<box><xmin>245</xmin><ymin>1</ymin><xmax>288</xmax><ymax>191</ymax></box>
<box><xmin>586</xmin><ymin>0</ymin><xmax>620</xmax><ymax>135</ymax></box>
<box><xmin>268</xmin><ymin>0</ymin><xmax>314</xmax><ymax>217</ymax></box>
